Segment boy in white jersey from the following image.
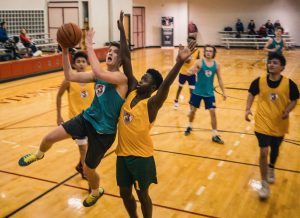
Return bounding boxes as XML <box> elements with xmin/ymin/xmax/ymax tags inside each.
<box><xmin>184</xmin><ymin>45</ymin><xmax>226</xmax><ymax>144</ymax></box>
<box><xmin>246</xmin><ymin>53</ymin><xmax>299</xmax><ymax>199</ymax></box>
<box><xmin>56</xmin><ymin>51</ymin><xmax>94</xmax><ymax>179</ymax></box>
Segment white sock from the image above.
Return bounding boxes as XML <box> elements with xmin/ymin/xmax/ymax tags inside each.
<box><xmin>91</xmin><ymin>188</ymin><xmax>100</xmax><ymax>196</ymax></box>
<box><xmin>36</xmin><ymin>150</ymin><xmax>44</xmax><ymax>159</ymax></box>
<box><xmin>212</xmin><ymin>129</ymin><xmax>218</xmax><ymax>137</ymax></box>
<box><xmin>189</xmin><ymin>122</ymin><xmax>193</xmax><ymax>128</ymax></box>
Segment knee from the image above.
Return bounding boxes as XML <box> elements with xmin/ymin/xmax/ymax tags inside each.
<box><xmin>120</xmin><ymin>188</ymin><xmax>132</xmax><ymax>200</ymax></box>
<box><xmin>137</xmin><ymin>191</ymin><xmax>150</xmax><ymax>204</ymax></box>
<box><xmin>260</xmin><ymin>148</ymin><xmax>269</xmax><ymax>159</ymax></box>
<box><xmin>43</xmin><ymin>134</ymin><xmax>57</xmax><ymax>144</ymax></box>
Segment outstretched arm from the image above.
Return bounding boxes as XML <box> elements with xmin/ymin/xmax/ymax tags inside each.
<box><xmin>62</xmin><ymin>47</ymin><xmax>95</xmax><ymax>83</ymax></box>
<box><xmin>148</xmin><ymin>41</ymin><xmax>197</xmax><ymax>121</ymax></box>
<box><xmin>118</xmin><ymin>11</ymin><xmax>137</xmax><ymax>93</ymax></box>
<box><xmin>86</xmin><ymin>28</ymin><xmax>127</xmax><ymax>85</ymax></box>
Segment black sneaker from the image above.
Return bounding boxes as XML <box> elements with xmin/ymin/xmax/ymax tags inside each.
<box><xmin>184</xmin><ymin>127</ymin><xmax>192</xmax><ymax>136</ymax></box>
<box><xmin>212</xmin><ymin>135</ymin><xmax>224</xmax><ymax>144</ymax></box>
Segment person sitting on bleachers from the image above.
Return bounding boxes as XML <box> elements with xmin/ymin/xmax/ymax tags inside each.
<box><xmin>20</xmin><ymin>28</ymin><xmax>42</xmax><ymax>56</ymax></box>
<box><xmin>265</xmin><ymin>20</ymin><xmax>274</xmax><ymax>35</ymax></box>
<box><xmin>0</xmin><ymin>21</ymin><xmax>22</xmax><ymax>60</ymax></box>
<box><xmin>274</xmin><ymin>20</ymin><xmax>281</xmax><ymax>29</ymax></box>
<box><xmin>257</xmin><ymin>25</ymin><xmax>268</xmax><ymax>38</ymax></box>
<box><xmin>247</xmin><ymin>20</ymin><xmax>256</xmax><ymax>35</ymax></box>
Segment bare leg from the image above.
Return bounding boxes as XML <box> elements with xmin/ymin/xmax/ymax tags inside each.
<box><xmin>136</xmin><ymin>188</ymin><xmax>152</xmax><ymax>218</ymax></box>
<box><xmin>209</xmin><ymin>108</ymin><xmax>217</xmax><ymax>130</ymax></box>
<box><xmin>84</xmin><ymin>164</ymin><xmax>99</xmax><ymax>192</ymax></box>
<box><xmin>259</xmin><ymin>147</ymin><xmax>269</xmax><ymax>181</ymax></box>
<box><xmin>175</xmin><ymin>86</ymin><xmax>183</xmax><ymax>101</ymax></box>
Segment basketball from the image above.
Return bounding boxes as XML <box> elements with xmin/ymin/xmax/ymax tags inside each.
<box><xmin>56</xmin><ymin>23</ymin><xmax>82</xmax><ymax>48</ymax></box>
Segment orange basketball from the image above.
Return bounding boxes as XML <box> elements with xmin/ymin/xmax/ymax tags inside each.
<box><xmin>57</xmin><ymin>23</ymin><xmax>82</xmax><ymax>48</ymax></box>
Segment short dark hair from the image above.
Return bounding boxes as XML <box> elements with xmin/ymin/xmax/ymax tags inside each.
<box><xmin>0</xmin><ymin>21</ymin><xmax>6</xmax><ymax>27</ymax></box>
<box><xmin>146</xmin><ymin>68</ymin><xmax>163</xmax><ymax>90</ymax></box>
<box><xmin>275</xmin><ymin>26</ymin><xmax>284</xmax><ymax>33</ymax></box>
<box><xmin>268</xmin><ymin>53</ymin><xmax>286</xmax><ymax>66</ymax></box>
<box><xmin>73</xmin><ymin>51</ymin><xmax>88</xmax><ymax>63</ymax></box>
<box><xmin>109</xmin><ymin>41</ymin><xmax>120</xmax><ymax>49</ymax></box>
<box><xmin>204</xmin><ymin>44</ymin><xmax>217</xmax><ymax>58</ymax></box>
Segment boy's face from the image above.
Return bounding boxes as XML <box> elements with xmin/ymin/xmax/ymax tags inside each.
<box><xmin>204</xmin><ymin>47</ymin><xmax>214</xmax><ymax>59</ymax></box>
<box><xmin>106</xmin><ymin>46</ymin><xmax>120</xmax><ymax>67</ymax></box>
<box><xmin>73</xmin><ymin>57</ymin><xmax>88</xmax><ymax>72</ymax></box>
<box><xmin>275</xmin><ymin>29</ymin><xmax>282</xmax><ymax>37</ymax></box>
<box><xmin>267</xmin><ymin>58</ymin><xmax>284</xmax><ymax>75</ymax></box>
<box><xmin>136</xmin><ymin>73</ymin><xmax>155</xmax><ymax>94</ymax></box>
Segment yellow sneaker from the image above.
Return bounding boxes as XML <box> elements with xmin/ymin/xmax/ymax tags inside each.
<box><xmin>18</xmin><ymin>153</ymin><xmax>43</xmax><ymax>166</ymax></box>
<box><xmin>83</xmin><ymin>187</ymin><xmax>105</xmax><ymax>207</ymax></box>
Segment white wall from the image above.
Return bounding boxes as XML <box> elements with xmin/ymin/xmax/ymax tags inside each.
<box><xmin>133</xmin><ymin>0</ymin><xmax>188</xmax><ymax>47</ymax></box>
<box><xmin>189</xmin><ymin>0</ymin><xmax>300</xmax><ymax>46</ymax></box>
<box><xmin>133</xmin><ymin>0</ymin><xmax>300</xmax><ymax>46</ymax></box>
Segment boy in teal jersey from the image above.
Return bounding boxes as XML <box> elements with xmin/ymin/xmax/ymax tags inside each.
<box><xmin>18</xmin><ymin>29</ymin><xmax>128</xmax><ymax>207</ymax></box>
<box><xmin>185</xmin><ymin>45</ymin><xmax>226</xmax><ymax>144</ymax></box>
<box><xmin>264</xmin><ymin>26</ymin><xmax>287</xmax><ymax>56</ymax></box>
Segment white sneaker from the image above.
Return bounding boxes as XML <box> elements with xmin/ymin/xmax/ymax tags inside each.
<box><xmin>267</xmin><ymin>167</ymin><xmax>275</xmax><ymax>184</ymax></box>
<box><xmin>33</xmin><ymin>50</ymin><xmax>42</xmax><ymax>57</ymax></box>
<box><xmin>259</xmin><ymin>180</ymin><xmax>270</xmax><ymax>199</ymax></box>
<box><xmin>174</xmin><ymin>100</ymin><xmax>179</xmax><ymax>110</ymax></box>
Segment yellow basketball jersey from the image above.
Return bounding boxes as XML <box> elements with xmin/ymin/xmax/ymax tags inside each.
<box><xmin>254</xmin><ymin>75</ymin><xmax>290</xmax><ymax>136</ymax></box>
<box><xmin>116</xmin><ymin>90</ymin><xmax>154</xmax><ymax>157</ymax></box>
<box><xmin>68</xmin><ymin>82</ymin><xmax>94</xmax><ymax>118</ymax></box>
<box><xmin>180</xmin><ymin>49</ymin><xmax>200</xmax><ymax>75</ymax></box>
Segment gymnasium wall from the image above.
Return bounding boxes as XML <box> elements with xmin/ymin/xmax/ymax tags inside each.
<box><xmin>133</xmin><ymin>0</ymin><xmax>300</xmax><ymax>46</ymax></box>
<box><xmin>133</xmin><ymin>0</ymin><xmax>188</xmax><ymax>47</ymax></box>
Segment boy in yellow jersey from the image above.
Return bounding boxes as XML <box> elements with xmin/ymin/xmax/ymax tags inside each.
<box><xmin>245</xmin><ymin>53</ymin><xmax>299</xmax><ymax>200</ymax></box>
<box><xmin>116</xmin><ymin>11</ymin><xmax>197</xmax><ymax>218</ymax></box>
<box><xmin>173</xmin><ymin>36</ymin><xmax>200</xmax><ymax>109</ymax></box>
<box><xmin>56</xmin><ymin>51</ymin><xmax>94</xmax><ymax>179</ymax></box>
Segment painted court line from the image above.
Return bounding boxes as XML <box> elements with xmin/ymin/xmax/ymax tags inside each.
<box><xmin>234</xmin><ymin>141</ymin><xmax>240</xmax><ymax>146</ymax></box>
<box><xmin>28</xmin><ymin>145</ymin><xmax>38</xmax><ymax>149</ymax></box>
<box><xmin>217</xmin><ymin>161</ymin><xmax>224</xmax><ymax>167</ymax></box>
<box><xmin>12</xmin><ymin>144</ymin><xmax>20</xmax><ymax>149</ymax></box>
<box><xmin>240</xmin><ymin>134</ymin><xmax>245</xmax><ymax>138</ymax></box>
<box><xmin>184</xmin><ymin>202</ymin><xmax>193</xmax><ymax>211</ymax></box>
<box><xmin>208</xmin><ymin>172</ymin><xmax>216</xmax><ymax>180</ymax></box>
<box><xmin>196</xmin><ymin>186</ymin><xmax>206</xmax><ymax>195</ymax></box>
<box><xmin>246</xmin><ymin>126</ymin><xmax>251</xmax><ymax>131</ymax></box>
<box><xmin>2</xmin><ymin>140</ymin><xmax>17</xmax><ymax>145</ymax></box>
<box><xmin>226</xmin><ymin>150</ymin><xmax>233</xmax><ymax>156</ymax></box>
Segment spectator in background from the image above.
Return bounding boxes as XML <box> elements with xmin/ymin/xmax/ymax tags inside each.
<box><xmin>0</xmin><ymin>21</ymin><xmax>9</xmax><ymax>42</ymax></box>
<box><xmin>257</xmin><ymin>25</ymin><xmax>268</xmax><ymax>38</ymax></box>
<box><xmin>20</xmin><ymin>28</ymin><xmax>42</xmax><ymax>56</ymax></box>
<box><xmin>274</xmin><ymin>20</ymin><xmax>281</xmax><ymax>29</ymax></box>
<box><xmin>247</xmin><ymin>20</ymin><xmax>256</xmax><ymax>35</ymax></box>
<box><xmin>236</xmin><ymin>19</ymin><xmax>244</xmax><ymax>33</ymax></box>
<box><xmin>0</xmin><ymin>21</ymin><xmax>22</xmax><ymax>60</ymax></box>
<box><xmin>265</xmin><ymin>20</ymin><xmax>274</xmax><ymax>35</ymax></box>
<box><xmin>188</xmin><ymin>21</ymin><xmax>198</xmax><ymax>39</ymax></box>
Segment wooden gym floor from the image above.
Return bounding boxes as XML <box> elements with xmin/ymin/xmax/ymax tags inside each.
<box><xmin>0</xmin><ymin>48</ymin><xmax>299</xmax><ymax>218</ymax></box>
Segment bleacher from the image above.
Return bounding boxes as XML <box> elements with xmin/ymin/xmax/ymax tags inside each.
<box><xmin>28</xmin><ymin>33</ymin><xmax>58</xmax><ymax>52</ymax></box>
<box><xmin>219</xmin><ymin>31</ymin><xmax>296</xmax><ymax>49</ymax></box>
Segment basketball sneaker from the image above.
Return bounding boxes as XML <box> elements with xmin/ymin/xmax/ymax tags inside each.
<box><xmin>174</xmin><ymin>100</ymin><xmax>179</xmax><ymax>109</ymax></box>
<box><xmin>76</xmin><ymin>162</ymin><xmax>87</xmax><ymax>180</ymax></box>
<box><xmin>83</xmin><ymin>187</ymin><xmax>105</xmax><ymax>207</ymax></box>
<box><xmin>184</xmin><ymin>127</ymin><xmax>192</xmax><ymax>136</ymax></box>
<box><xmin>212</xmin><ymin>135</ymin><xmax>224</xmax><ymax>144</ymax></box>
<box><xmin>258</xmin><ymin>180</ymin><xmax>270</xmax><ymax>200</ymax></box>
<box><xmin>267</xmin><ymin>167</ymin><xmax>275</xmax><ymax>184</ymax></box>
<box><xmin>18</xmin><ymin>153</ymin><xmax>44</xmax><ymax>166</ymax></box>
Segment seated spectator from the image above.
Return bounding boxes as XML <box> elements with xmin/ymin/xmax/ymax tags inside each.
<box><xmin>274</xmin><ymin>20</ymin><xmax>281</xmax><ymax>29</ymax></box>
<box><xmin>20</xmin><ymin>28</ymin><xmax>42</xmax><ymax>56</ymax></box>
<box><xmin>247</xmin><ymin>20</ymin><xmax>256</xmax><ymax>35</ymax></box>
<box><xmin>257</xmin><ymin>25</ymin><xmax>268</xmax><ymax>38</ymax></box>
<box><xmin>265</xmin><ymin>20</ymin><xmax>274</xmax><ymax>35</ymax></box>
<box><xmin>0</xmin><ymin>21</ymin><xmax>22</xmax><ymax>60</ymax></box>
<box><xmin>13</xmin><ymin>36</ymin><xmax>31</xmax><ymax>57</ymax></box>
<box><xmin>188</xmin><ymin>21</ymin><xmax>198</xmax><ymax>39</ymax></box>
<box><xmin>0</xmin><ymin>21</ymin><xmax>9</xmax><ymax>43</ymax></box>
<box><xmin>236</xmin><ymin>19</ymin><xmax>244</xmax><ymax>33</ymax></box>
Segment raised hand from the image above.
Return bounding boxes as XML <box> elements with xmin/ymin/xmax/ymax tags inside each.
<box><xmin>117</xmin><ymin>11</ymin><xmax>124</xmax><ymax>31</ymax></box>
<box><xmin>85</xmin><ymin>28</ymin><xmax>95</xmax><ymax>48</ymax></box>
<box><xmin>176</xmin><ymin>40</ymin><xmax>197</xmax><ymax>62</ymax></box>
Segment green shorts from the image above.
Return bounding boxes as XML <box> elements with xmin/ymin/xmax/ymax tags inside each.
<box><xmin>116</xmin><ymin>156</ymin><xmax>157</xmax><ymax>191</ymax></box>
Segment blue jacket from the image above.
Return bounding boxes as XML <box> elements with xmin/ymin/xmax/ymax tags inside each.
<box><xmin>0</xmin><ymin>27</ymin><xmax>9</xmax><ymax>42</ymax></box>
